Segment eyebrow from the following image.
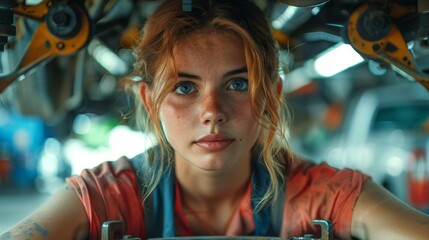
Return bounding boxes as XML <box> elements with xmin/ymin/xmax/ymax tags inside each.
<box><xmin>178</xmin><ymin>66</ymin><xmax>248</xmax><ymax>79</ymax></box>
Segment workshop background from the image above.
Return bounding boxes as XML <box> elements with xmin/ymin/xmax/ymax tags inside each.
<box><xmin>1</xmin><ymin>0</ymin><xmax>429</xmax><ymax>232</ymax></box>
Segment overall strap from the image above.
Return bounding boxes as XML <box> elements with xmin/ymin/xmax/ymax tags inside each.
<box><xmin>271</xmin><ymin>186</ymin><xmax>285</xmax><ymax>235</ymax></box>
<box><xmin>252</xmin><ymin>158</ymin><xmax>286</xmax><ymax>236</ymax></box>
<box><xmin>131</xmin><ymin>148</ymin><xmax>176</xmax><ymax>238</ymax></box>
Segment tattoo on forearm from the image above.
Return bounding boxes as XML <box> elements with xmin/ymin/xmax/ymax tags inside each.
<box><xmin>0</xmin><ymin>232</ymin><xmax>13</xmax><ymax>240</ymax></box>
<box><xmin>0</xmin><ymin>220</ymin><xmax>49</xmax><ymax>240</ymax></box>
<box><xmin>33</xmin><ymin>223</ymin><xmax>49</xmax><ymax>237</ymax></box>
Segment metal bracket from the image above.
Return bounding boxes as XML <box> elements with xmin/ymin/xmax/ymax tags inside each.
<box><xmin>289</xmin><ymin>220</ymin><xmax>333</xmax><ymax>240</ymax></box>
<box><xmin>101</xmin><ymin>220</ymin><xmax>142</xmax><ymax>240</ymax></box>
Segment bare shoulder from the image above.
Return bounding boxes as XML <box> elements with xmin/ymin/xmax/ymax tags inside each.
<box><xmin>352</xmin><ymin>179</ymin><xmax>429</xmax><ymax>240</ymax></box>
<box><xmin>0</xmin><ymin>183</ymin><xmax>88</xmax><ymax>240</ymax></box>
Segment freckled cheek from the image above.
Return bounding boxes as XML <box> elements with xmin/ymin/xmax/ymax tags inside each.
<box><xmin>160</xmin><ymin>104</ymin><xmax>194</xmax><ymax>138</ymax></box>
<box><xmin>231</xmin><ymin>102</ymin><xmax>262</xmax><ymax>141</ymax></box>
<box><xmin>230</xmin><ymin>101</ymin><xmax>256</xmax><ymax>123</ymax></box>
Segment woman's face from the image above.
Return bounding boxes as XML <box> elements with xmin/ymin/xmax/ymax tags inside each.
<box><xmin>158</xmin><ymin>31</ymin><xmax>261</xmax><ymax>173</ymax></box>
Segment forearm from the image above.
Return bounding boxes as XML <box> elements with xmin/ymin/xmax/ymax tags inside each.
<box><xmin>0</xmin><ymin>184</ymin><xmax>89</xmax><ymax>240</ymax></box>
<box><xmin>352</xmin><ymin>180</ymin><xmax>429</xmax><ymax>239</ymax></box>
<box><xmin>0</xmin><ymin>219</ymin><xmax>88</xmax><ymax>240</ymax></box>
<box><xmin>1</xmin><ymin>218</ymin><xmax>52</xmax><ymax>240</ymax></box>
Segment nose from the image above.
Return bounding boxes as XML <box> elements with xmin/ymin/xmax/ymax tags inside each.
<box><xmin>200</xmin><ymin>91</ymin><xmax>226</xmax><ymax>125</ymax></box>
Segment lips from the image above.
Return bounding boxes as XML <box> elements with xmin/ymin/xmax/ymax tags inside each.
<box><xmin>194</xmin><ymin>134</ymin><xmax>235</xmax><ymax>152</ymax></box>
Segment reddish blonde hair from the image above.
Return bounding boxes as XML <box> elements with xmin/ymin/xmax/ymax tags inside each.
<box><xmin>125</xmin><ymin>0</ymin><xmax>292</xmax><ymax>208</ymax></box>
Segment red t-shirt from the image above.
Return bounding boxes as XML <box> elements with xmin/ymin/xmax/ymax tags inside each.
<box><xmin>66</xmin><ymin>157</ymin><xmax>369</xmax><ymax>239</ymax></box>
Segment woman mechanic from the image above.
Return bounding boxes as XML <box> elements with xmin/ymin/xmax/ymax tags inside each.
<box><xmin>1</xmin><ymin>0</ymin><xmax>429</xmax><ymax>239</ymax></box>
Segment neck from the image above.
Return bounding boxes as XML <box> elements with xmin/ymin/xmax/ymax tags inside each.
<box><xmin>175</xmin><ymin>159</ymin><xmax>252</xmax><ymax>209</ymax></box>
<box><xmin>175</xmin><ymin>158</ymin><xmax>252</xmax><ymax>235</ymax></box>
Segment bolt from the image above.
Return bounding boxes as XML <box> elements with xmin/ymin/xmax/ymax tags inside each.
<box><xmin>365</xmin><ymin>10</ymin><xmax>390</xmax><ymax>37</ymax></box>
<box><xmin>56</xmin><ymin>42</ymin><xmax>65</xmax><ymax>50</ymax></box>
<box><xmin>372</xmin><ymin>14</ymin><xmax>388</xmax><ymax>29</ymax></box>
<box><xmin>358</xmin><ymin>8</ymin><xmax>392</xmax><ymax>41</ymax></box>
<box><xmin>372</xmin><ymin>43</ymin><xmax>381</xmax><ymax>52</ymax></box>
<box><xmin>52</xmin><ymin>11</ymin><xmax>69</xmax><ymax>27</ymax></box>
<box><xmin>46</xmin><ymin>5</ymin><xmax>79</xmax><ymax>39</ymax></box>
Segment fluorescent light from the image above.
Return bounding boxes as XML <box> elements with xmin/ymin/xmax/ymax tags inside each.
<box><xmin>272</xmin><ymin>6</ymin><xmax>300</xmax><ymax>29</ymax></box>
<box><xmin>314</xmin><ymin>43</ymin><xmax>364</xmax><ymax>77</ymax></box>
<box><xmin>88</xmin><ymin>39</ymin><xmax>128</xmax><ymax>76</ymax></box>
<box><xmin>281</xmin><ymin>67</ymin><xmax>312</xmax><ymax>92</ymax></box>
<box><xmin>26</xmin><ymin>0</ymin><xmax>43</xmax><ymax>5</ymax></box>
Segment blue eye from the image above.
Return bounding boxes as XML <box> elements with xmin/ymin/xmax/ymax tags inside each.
<box><xmin>174</xmin><ymin>81</ymin><xmax>196</xmax><ymax>95</ymax></box>
<box><xmin>228</xmin><ymin>78</ymin><xmax>248</xmax><ymax>91</ymax></box>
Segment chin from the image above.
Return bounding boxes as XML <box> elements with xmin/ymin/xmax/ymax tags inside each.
<box><xmin>195</xmin><ymin>156</ymin><xmax>231</xmax><ymax>171</ymax></box>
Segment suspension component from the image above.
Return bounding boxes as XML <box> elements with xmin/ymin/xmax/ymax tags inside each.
<box><xmin>0</xmin><ymin>0</ymin><xmax>92</xmax><ymax>92</ymax></box>
<box><xmin>347</xmin><ymin>1</ymin><xmax>429</xmax><ymax>91</ymax></box>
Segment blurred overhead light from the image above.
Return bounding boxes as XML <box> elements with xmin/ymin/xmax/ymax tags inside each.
<box><xmin>108</xmin><ymin>125</ymin><xmax>156</xmax><ymax>157</ymax></box>
<box><xmin>88</xmin><ymin>38</ymin><xmax>128</xmax><ymax>76</ymax></box>
<box><xmin>283</xmin><ymin>42</ymin><xmax>364</xmax><ymax>92</ymax></box>
<box><xmin>38</xmin><ymin>138</ymin><xmax>61</xmax><ymax>178</ymax></box>
<box><xmin>313</xmin><ymin>43</ymin><xmax>364</xmax><ymax>77</ymax></box>
<box><xmin>311</xmin><ymin>6</ymin><xmax>321</xmax><ymax>15</ymax></box>
<box><xmin>64</xmin><ymin>125</ymin><xmax>156</xmax><ymax>175</ymax></box>
<box><xmin>26</xmin><ymin>0</ymin><xmax>43</xmax><ymax>5</ymax></box>
<box><xmin>72</xmin><ymin>113</ymin><xmax>94</xmax><ymax>135</ymax></box>
<box><xmin>272</xmin><ymin>5</ymin><xmax>320</xmax><ymax>33</ymax></box>
<box><xmin>386</xmin><ymin>155</ymin><xmax>405</xmax><ymax>177</ymax></box>
<box><xmin>272</xmin><ymin>6</ymin><xmax>300</xmax><ymax>29</ymax></box>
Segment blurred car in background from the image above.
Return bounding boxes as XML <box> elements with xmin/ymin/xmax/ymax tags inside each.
<box><xmin>322</xmin><ymin>81</ymin><xmax>429</xmax><ymax>210</ymax></box>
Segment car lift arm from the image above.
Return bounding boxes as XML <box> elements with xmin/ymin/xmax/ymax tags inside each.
<box><xmin>0</xmin><ymin>0</ymin><xmax>92</xmax><ymax>93</ymax></box>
